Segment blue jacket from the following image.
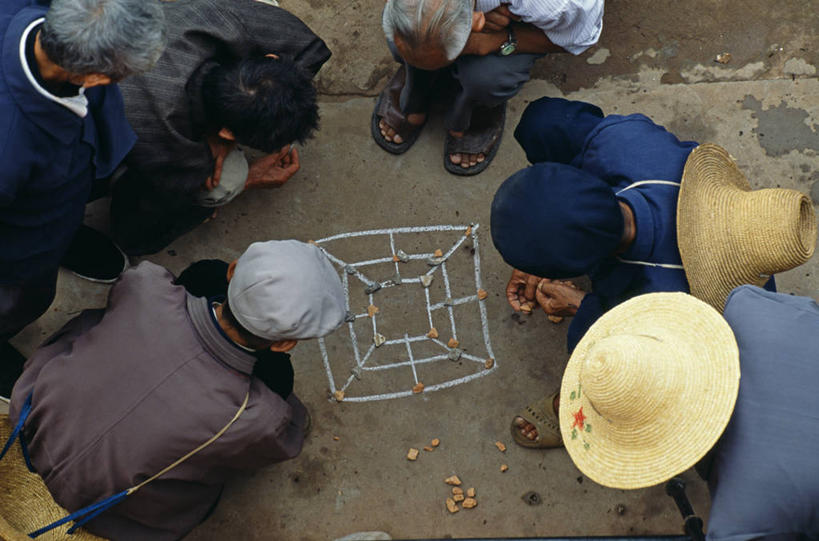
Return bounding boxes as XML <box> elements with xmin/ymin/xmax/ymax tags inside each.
<box><xmin>0</xmin><ymin>1</ymin><xmax>135</xmax><ymax>283</ymax></box>
<box><xmin>515</xmin><ymin>98</ymin><xmax>762</xmax><ymax>352</ymax></box>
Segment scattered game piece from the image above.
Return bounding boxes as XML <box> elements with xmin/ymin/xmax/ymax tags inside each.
<box><xmin>434</xmin><ymin>249</ymin><xmax>443</xmax><ymax>257</ymax></box>
<box><xmin>431</xmin><ymin>438</ymin><xmax>440</xmax><ymax>447</ymax></box>
<box><xmin>452</xmin><ymin>487</ymin><xmax>464</xmax><ymax>495</ymax></box>
<box><xmin>373</xmin><ymin>333</ymin><xmax>386</xmax><ymax>347</ymax></box>
<box><xmin>420</xmin><ymin>274</ymin><xmax>434</xmax><ymax>287</ymax></box>
<box><xmin>453</xmin><ymin>494</ymin><xmax>465</xmax><ymax>502</ymax></box>
<box><xmin>412</xmin><ymin>382</ymin><xmax>425</xmax><ymax>394</ymax></box>
<box><xmin>407</xmin><ymin>448</ymin><xmax>419</xmax><ymax>461</ymax></box>
<box><xmin>367</xmin><ymin>304</ymin><xmax>379</xmax><ymax>317</ymax></box>
<box><xmin>467</xmin><ymin>488</ymin><xmax>475</xmax><ymax>498</ymax></box>
<box><xmin>495</xmin><ymin>441</ymin><xmax>507</xmax><ymax>453</ymax></box>
<box><xmin>462</xmin><ymin>498</ymin><xmax>477</xmax><ymax>509</ymax></box>
<box><xmin>447</xmin><ymin>338</ymin><xmax>460</xmax><ymax>348</ymax></box>
<box><xmin>334</xmin><ymin>390</ymin><xmax>345</xmax><ymax>402</ymax></box>
<box><xmin>427</xmin><ymin>328</ymin><xmax>439</xmax><ymax>339</ymax></box>
<box><xmin>500</xmin><ymin>464</ymin><xmax>509</xmax><ymax>473</ymax></box>
<box><xmin>485</xmin><ymin>358</ymin><xmax>494</xmax><ymax>369</ymax></box>
<box><xmin>365</xmin><ymin>282</ymin><xmax>381</xmax><ymax>294</ymax></box>
<box><xmin>547</xmin><ymin>315</ymin><xmax>564</xmax><ymax>324</ymax></box>
<box><xmin>445</xmin><ymin>475</ymin><xmax>462</xmax><ymax>486</ymax></box>
<box><xmin>424</xmin><ymin>446</ymin><xmax>434</xmax><ymax>452</ymax></box>
<box><xmin>477</xmin><ymin>289</ymin><xmax>488</xmax><ymax>300</ymax></box>
<box><xmin>446</xmin><ymin>498</ymin><xmax>459</xmax><ymax>514</ymax></box>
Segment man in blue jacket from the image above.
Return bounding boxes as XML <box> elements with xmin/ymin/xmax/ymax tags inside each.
<box><xmin>0</xmin><ymin>0</ymin><xmax>166</xmax><ymax>398</ymax></box>
<box><xmin>491</xmin><ymin>97</ymin><xmax>812</xmax><ymax>449</ymax></box>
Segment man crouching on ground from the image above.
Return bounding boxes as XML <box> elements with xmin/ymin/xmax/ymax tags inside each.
<box><xmin>9</xmin><ymin>240</ymin><xmax>346</xmax><ymax>540</ymax></box>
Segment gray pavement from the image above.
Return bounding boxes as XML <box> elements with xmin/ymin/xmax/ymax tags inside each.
<box><xmin>5</xmin><ymin>0</ymin><xmax>819</xmax><ymax>539</ymax></box>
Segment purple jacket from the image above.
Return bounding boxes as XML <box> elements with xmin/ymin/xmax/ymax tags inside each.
<box><xmin>10</xmin><ymin>262</ymin><xmax>306</xmax><ymax>540</ymax></box>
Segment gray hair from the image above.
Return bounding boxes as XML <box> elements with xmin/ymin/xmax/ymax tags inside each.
<box><xmin>40</xmin><ymin>0</ymin><xmax>166</xmax><ymax>80</ymax></box>
<box><xmin>382</xmin><ymin>0</ymin><xmax>473</xmax><ymax>61</ymax></box>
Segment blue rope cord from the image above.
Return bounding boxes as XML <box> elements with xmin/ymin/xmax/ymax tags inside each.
<box><xmin>0</xmin><ymin>393</ymin><xmax>32</xmax><ymax>462</ymax></box>
<box><xmin>28</xmin><ymin>490</ymin><xmax>129</xmax><ymax>538</ymax></box>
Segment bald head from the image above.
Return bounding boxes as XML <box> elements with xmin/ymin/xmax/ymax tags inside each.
<box><xmin>383</xmin><ymin>0</ymin><xmax>480</xmax><ymax>70</ymax></box>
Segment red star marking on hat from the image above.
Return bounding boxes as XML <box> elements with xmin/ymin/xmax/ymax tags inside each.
<box><xmin>571</xmin><ymin>407</ymin><xmax>586</xmax><ymax>431</ymax></box>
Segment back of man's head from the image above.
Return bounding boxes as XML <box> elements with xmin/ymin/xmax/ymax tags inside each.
<box><xmin>201</xmin><ymin>56</ymin><xmax>319</xmax><ymax>153</ymax></box>
<box><xmin>40</xmin><ymin>0</ymin><xmax>166</xmax><ymax>81</ymax></box>
<box><xmin>383</xmin><ymin>0</ymin><xmax>473</xmax><ymax>68</ymax></box>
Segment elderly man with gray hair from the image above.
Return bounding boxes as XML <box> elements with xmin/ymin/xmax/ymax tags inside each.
<box><xmin>9</xmin><ymin>240</ymin><xmax>346</xmax><ymax>539</ymax></box>
<box><xmin>0</xmin><ymin>0</ymin><xmax>166</xmax><ymax>399</ymax></box>
<box><xmin>372</xmin><ymin>0</ymin><xmax>604</xmax><ymax>176</ymax></box>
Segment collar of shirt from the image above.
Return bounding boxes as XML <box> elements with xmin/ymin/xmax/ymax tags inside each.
<box><xmin>2</xmin><ymin>7</ymin><xmax>86</xmax><ymax>140</ymax></box>
<box><xmin>19</xmin><ymin>18</ymin><xmax>88</xmax><ymax>117</ymax></box>
<box><xmin>186</xmin><ymin>294</ymin><xmax>257</xmax><ymax>375</ymax></box>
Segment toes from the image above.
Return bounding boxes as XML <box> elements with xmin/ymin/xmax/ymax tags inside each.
<box><xmin>460</xmin><ymin>154</ymin><xmax>471</xmax><ymax>168</ymax></box>
<box><xmin>450</xmin><ymin>153</ymin><xmax>462</xmax><ymax>165</ymax></box>
<box><xmin>392</xmin><ymin>133</ymin><xmax>404</xmax><ymax>144</ymax></box>
<box><xmin>477</xmin><ymin>153</ymin><xmax>485</xmax><ymax>163</ymax></box>
<box><xmin>513</xmin><ymin>417</ymin><xmax>526</xmax><ymax>427</ymax></box>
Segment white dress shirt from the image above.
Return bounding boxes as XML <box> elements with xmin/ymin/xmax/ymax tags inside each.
<box><xmin>475</xmin><ymin>0</ymin><xmax>604</xmax><ymax>55</ymax></box>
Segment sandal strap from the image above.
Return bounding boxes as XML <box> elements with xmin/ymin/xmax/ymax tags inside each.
<box><xmin>375</xmin><ymin>67</ymin><xmax>423</xmax><ymax>141</ymax></box>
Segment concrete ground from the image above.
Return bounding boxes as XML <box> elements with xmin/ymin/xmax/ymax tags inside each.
<box><xmin>5</xmin><ymin>0</ymin><xmax>819</xmax><ymax>539</ymax></box>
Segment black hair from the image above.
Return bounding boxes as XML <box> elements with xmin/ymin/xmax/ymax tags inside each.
<box><xmin>201</xmin><ymin>55</ymin><xmax>319</xmax><ymax>153</ymax></box>
<box><xmin>221</xmin><ymin>299</ymin><xmax>273</xmax><ymax>351</ymax></box>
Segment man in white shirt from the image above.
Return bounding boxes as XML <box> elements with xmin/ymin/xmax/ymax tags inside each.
<box><xmin>372</xmin><ymin>0</ymin><xmax>603</xmax><ymax>176</ymax></box>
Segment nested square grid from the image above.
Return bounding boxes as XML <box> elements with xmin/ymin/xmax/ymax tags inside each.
<box><xmin>314</xmin><ymin>224</ymin><xmax>498</xmax><ymax>402</ymax></box>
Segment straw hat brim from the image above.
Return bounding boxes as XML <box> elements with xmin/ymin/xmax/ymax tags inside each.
<box><xmin>0</xmin><ymin>415</ymin><xmax>106</xmax><ymax>541</ymax></box>
<box><xmin>559</xmin><ymin>292</ymin><xmax>740</xmax><ymax>489</ymax></box>
<box><xmin>677</xmin><ymin>144</ymin><xmax>816</xmax><ymax>311</ymax></box>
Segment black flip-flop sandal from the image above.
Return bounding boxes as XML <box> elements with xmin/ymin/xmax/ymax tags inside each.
<box><xmin>444</xmin><ymin>103</ymin><xmax>506</xmax><ymax>177</ymax></box>
<box><xmin>371</xmin><ymin>66</ymin><xmax>427</xmax><ymax>155</ymax></box>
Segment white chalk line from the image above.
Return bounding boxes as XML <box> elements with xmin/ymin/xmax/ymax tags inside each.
<box><xmin>440</xmin><ymin>262</ymin><xmax>458</xmax><ymax>341</ymax></box>
<box><xmin>429</xmin><ymin>295</ymin><xmax>478</xmax><ymax>311</ymax></box>
<box><xmin>471</xmin><ymin>228</ymin><xmax>496</xmax><ymax>362</ymax></box>
<box><xmin>403</xmin><ymin>333</ymin><xmax>419</xmax><ymax>384</ymax></box>
<box><xmin>316</xmin><ymin>224</ymin><xmax>467</xmax><ymax>244</ymax></box>
<box><xmin>318</xmin><ymin>224</ymin><xmax>498</xmax><ymax>402</ymax></box>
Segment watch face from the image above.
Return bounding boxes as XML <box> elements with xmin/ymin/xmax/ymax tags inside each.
<box><xmin>500</xmin><ymin>43</ymin><xmax>516</xmax><ymax>56</ymax></box>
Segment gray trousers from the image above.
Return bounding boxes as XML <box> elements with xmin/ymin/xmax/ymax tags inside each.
<box><xmin>388</xmin><ymin>39</ymin><xmax>541</xmax><ymax>132</ymax></box>
<box><xmin>0</xmin><ymin>272</ymin><xmax>58</xmax><ymax>342</ymax></box>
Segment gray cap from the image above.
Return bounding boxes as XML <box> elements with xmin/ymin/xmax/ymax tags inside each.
<box><xmin>227</xmin><ymin>240</ymin><xmax>346</xmax><ymax>341</ymax></box>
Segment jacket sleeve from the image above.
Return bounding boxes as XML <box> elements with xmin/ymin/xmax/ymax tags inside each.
<box><xmin>213</xmin><ymin>383</ymin><xmax>307</xmax><ymax>470</ymax></box>
<box><xmin>566</xmin><ymin>293</ymin><xmax>604</xmax><ymax>354</ymax></box>
<box><xmin>514</xmin><ymin>97</ymin><xmax>604</xmax><ymax>165</ymax></box>
<box><xmin>0</xmin><ymin>109</ymin><xmax>33</xmax><ymax>207</ymax></box>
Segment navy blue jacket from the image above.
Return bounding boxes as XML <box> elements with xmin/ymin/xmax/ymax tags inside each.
<box><xmin>514</xmin><ymin>98</ymin><xmax>772</xmax><ymax>352</ymax></box>
<box><xmin>0</xmin><ymin>1</ymin><xmax>135</xmax><ymax>283</ymax></box>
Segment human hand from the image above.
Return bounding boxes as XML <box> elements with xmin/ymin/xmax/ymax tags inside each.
<box><xmin>204</xmin><ymin>137</ymin><xmax>237</xmax><ymax>191</ymax></box>
<box><xmin>482</xmin><ymin>5</ymin><xmax>520</xmax><ymax>32</ymax></box>
<box><xmin>534</xmin><ymin>279</ymin><xmax>586</xmax><ymax>317</ymax></box>
<box><xmin>245</xmin><ymin>145</ymin><xmax>300</xmax><ymax>190</ymax></box>
<box><xmin>506</xmin><ymin>268</ymin><xmax>542</xmax><ymax>312</ymax></box>
<box><xmin>461</xmin><ymin>29</ymin><xmax>507</xmax><ymax>56</ymax></box>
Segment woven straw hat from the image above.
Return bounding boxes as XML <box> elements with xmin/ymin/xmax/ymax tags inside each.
<box><xmin>677</xmin><ymin>143</ymin><xmax>816</xmax><ymax>311</ymax></box>
<box><xmin>0</xmin><ymin>415</ymin><xmax>106</xmax><ymax>541</ymax></box>
<box><xmin>559</xmin><ymin>292</ymin><xmax>740</xmax><ymax>489</ymax></box>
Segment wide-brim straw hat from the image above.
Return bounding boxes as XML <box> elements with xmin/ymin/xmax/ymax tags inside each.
<box><xmin>0</xmin><ymin>415</ymin><xmax>106</xmax><ymax>541</ymax></box>
<box><xmin>677</xmin><ymin>143</ymin><xmax>816</xmax><ymax>312</ymax></box>
<box><xmin>559</xmin><ymin>292</ymin><xmax>740</xmax><ymax>490</ymax></box>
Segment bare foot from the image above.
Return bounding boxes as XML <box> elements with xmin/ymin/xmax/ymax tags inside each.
<box><xmin>513</xmin><ymin>395</ymin><xmax>560</xmax><ymax>441</ymax></box>
<box><xmin>379</xmin><ymin>113</ymin><xmax>426</xmax><ymax>144</ymax></box>
<box><xmin>448</xmin><ymin>130</ymin><xmax>486</xmax><ymax>168</ymax></box>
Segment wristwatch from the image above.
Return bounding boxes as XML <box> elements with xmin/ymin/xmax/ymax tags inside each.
<box><xmin>499</xmin><ymin>27</ymin><xmax>517</xmax><ymax>56</ymax></box>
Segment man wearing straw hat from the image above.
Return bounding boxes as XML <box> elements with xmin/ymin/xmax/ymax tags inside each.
<box><xmin>6</xmin><ymin>240</ymin><xmax>346</xmax><ymax>539</ymax></box>
<box><xmin>490</xmin><ymin>97</ymin><xmax>816</xmax><ymax>449</ymax></box>
<box><xmin>561</xmin><ymin>287</ymin><xmax>819</xmax><ymax>539</ymax></box>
